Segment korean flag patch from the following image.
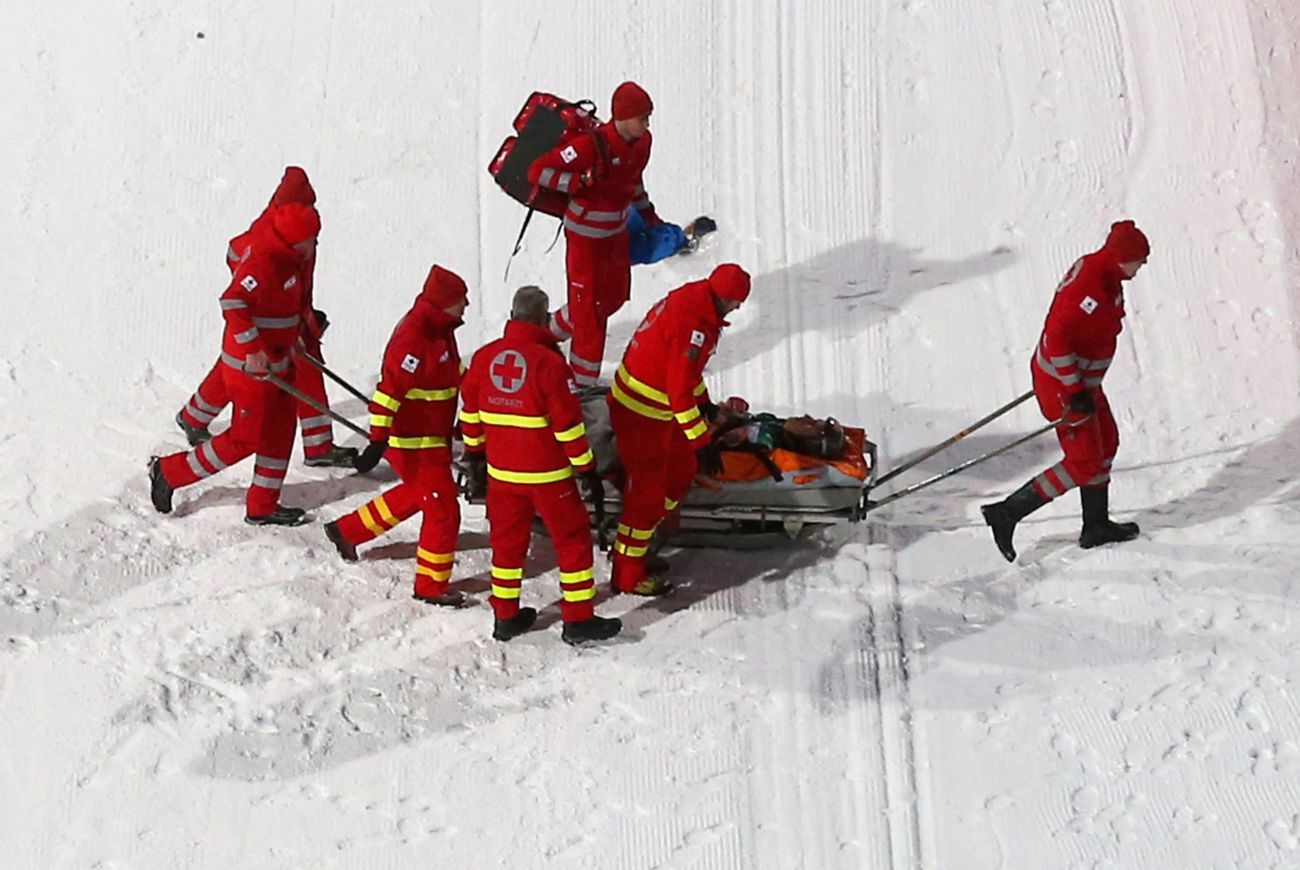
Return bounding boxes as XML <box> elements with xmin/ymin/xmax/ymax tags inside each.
<box><xmin>690</xmin><ymin>329</ymin><xmax>706</xmax><ymax>347</ymax></box>
<box><xmin>560</xmin><ymin>145</ymin><xmax>578</xmax><ymax>164</ymax></box>
<box><xmin>240</xmin><ymin>275</ymin><xmax>258</xmax><ymax>292</ymax></box>
<box><xmin>1079</xmin><ymin>295</ymin><xmax>1098</xmax><ymax>315</ymax></box>
<box><xmin>401</xmin><ymin>354</ymin><xmax>420</xmax><ymax>374</ymax></box>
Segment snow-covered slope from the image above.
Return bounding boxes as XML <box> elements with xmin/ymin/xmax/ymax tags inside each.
<box><xmin>2</xmin><ymin>1</ymin><xmax>1298</xmax><ymax>867</ymax></box>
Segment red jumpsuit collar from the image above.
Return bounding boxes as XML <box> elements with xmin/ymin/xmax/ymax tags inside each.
<box><xmin>504</xmin><ymin>319</ymin><xmax>561</xmax><ymax>349</ymax></box>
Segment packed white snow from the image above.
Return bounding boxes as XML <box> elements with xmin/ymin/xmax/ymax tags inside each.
<box><xmin>2</xmin><ymin>1</ymin><xmax>1298</xmax><ymax>868</ymax></box>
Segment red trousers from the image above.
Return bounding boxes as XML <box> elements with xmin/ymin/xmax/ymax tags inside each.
<box><xmin>608</xmin><ymin>399</ymin><xmax>697</xmax><ymax>590</ymax></box>
<box><xmin>486</xmin><ymin>477</ymin><xmax>596</xmax><ymax>623</ymax></box>
<box><xmin>333</xmin><ymin>448</ymin><xmax>459</xmax><ymax>596</ymax></box>
<box><xmin>180</xmin><ymin>345</ymin><xmax>337</xmax><ymax>459</ymax></box>
<box><xmin>1030</xmin><ymin>366</ymin><xmax>1119</xmax><ymax>500</ymax></box>
<box><xmin>552</xmin><ymin>230</ymin><xmax>631</xmax><ymax>386</ymax></box>
<box><xmin>160</xmin><ymin>363</ymin><xmax>298</xmax><ymax>515</ymax></box>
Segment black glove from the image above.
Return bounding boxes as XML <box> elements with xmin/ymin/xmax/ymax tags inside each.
<box><xmin>313</xmin><ymin>308</ymin><xmax>330</xmax><ymax>336</ymax></box>
<box><xmin>464</xmin><ymin>453</ymin><xmax>488</xmax><ymax>500</ymax></box>
<box><xmin>1067</xmin><ymin>390</ymin><xmax>1096</xmax><ymax>416</ymax></box>
<box><xmin>695</xmin><ymin>443</ymin><xmax>723</xmax><ymax>477</ymax></box>
<box><xmin>698</xmin><ymin>399</ymin><xmax>720</xmax><ymax>423</ymax></box>
<box><xmin>353</xmin><ymin>440</ymin><xmax>388</xmax><ymax>473</ymax></box>
<box><xmin>579</xmin><ymin>469</ymin><xmax>604</xmax><ymax>505</ymax></box>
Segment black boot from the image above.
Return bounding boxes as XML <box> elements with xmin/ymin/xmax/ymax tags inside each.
<box><xmin>562</xmin><ymin>615</ymin><xmax>623</xmax><ymax>646</ymax></box>
<box><xmin>304</xmin><ymin>445</ymin><xmax>360</xmax><ymax>468</ymax></box>
<box><xmin>1079</xmin><ymin>486</ymin><xmax>1140</xmax><ymax>549</ymax></box>
<box><xmin>148</xmin><ymin>456</ymin><xmax>174</xmax><ymax>515</ymax></box>
<box><xmin>245</xmin><ymin>506</ymin><xmax>308</xmax><ymax>527</ymax></box>
<box><xmin>175</xmin><ymin>411</ymin><xmax>211</xmax><ymax>447</ymax></box>
<box><xmin>413</xmin><ymin>589</ymin><xmax>469</xmax><ymax>608</ymax></box>
<box><xmin>492</xmin><ymin>607</ymin><xmax>538</xmax><ymax>642</ymax></box>
<box><xmin>323</xmin><ymin>520</ymin><xmax>358</xmax><ymax>561</ymax></box>
<box><xmin>980</xmin><ymin>482</ymin><xmax>1049</xmax><ymax>562</ymax></box>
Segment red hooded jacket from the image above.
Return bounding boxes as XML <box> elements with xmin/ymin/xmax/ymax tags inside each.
<box><xmin>367</xmin><ymin>297</ymin><xmax>463</xmax><ymax>451</ymax></box>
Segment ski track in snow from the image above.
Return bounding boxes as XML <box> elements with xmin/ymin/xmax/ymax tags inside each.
<box><xmin>3</xmin><ymin>0</ymin><xmax>1300</xmax><ymax>868</ymax></box>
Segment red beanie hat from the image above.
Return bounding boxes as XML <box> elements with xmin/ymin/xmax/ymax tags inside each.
<box><xmin>421</xmin><ymin>264</ymin><xmax>469</xmax><ymax>309</ymax></box>
<box><xmin>709</xmin><ymin>263</ymin><xmax>752</xmax><ymax>303</ymax></box>
<box><xmin>612</xmin><ymin>81</ymin><xmax>653</xmax><ymax>121</ymax></box>
<box><xmin>272</xmin><ymin>202</ymin><xmax>321</xmax><ymax>246</ymax></box>
<box><xmin>1104</xmin><ymin>219</ymin><xmax>1149</xmax><ymax>263</ymax></box>
<box><xmin>271</xmin><ymin>166</ymin><xmax>316</xmax><ymax>206</ymax></box>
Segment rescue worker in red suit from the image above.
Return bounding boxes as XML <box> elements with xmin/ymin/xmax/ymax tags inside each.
<box><xmin>608</xmin><ymin>264</ymin><xmax>753</xmax><ymax>596</ymax></box>
<box><xmin>321</xmin><ymin>266</ymin><xmax>470</xmax><ymax>607</ymax></box>
<box><xmin>148</xmin><ymin>203</ymin><xmax>322</xmax><ymax>525</ymax></box>
<box><xmin>527</xmin><ymin>81</ymin><xmax>659</xmax><ymax>387</ymax></box>
<box><xmin>459</xmin><ymin>286</ymin><xmax>624</xmax><ymax>645</ymax></box>
<box><xmin>175</xmin><ymin>167</ymin><xmax>358</xmax><ymax>468</ymax></box>
<box><xmin>981</xmin><ymin>220</ymin><xmax>1151</xmax><ymax>561</ymax></box>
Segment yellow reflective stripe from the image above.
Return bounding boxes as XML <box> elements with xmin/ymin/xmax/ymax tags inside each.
<box><xmin>417</xmin><ymin>548</ymin><xmax>453</xmax><ymax>564</ymax></box>
<box><xmin>387</xmin><ymin>436</ymin><xmax>449</xmax><ymax>449</ymax></box>
<box><xmin>480</xmin><ymin>411</ymin><xmax>549</xmax><ymax>428</ymax></box>
<box><xmin>563</xmin><ymin>585</ymin><xmax>597</xmax><ymax>603</ymax></box>
<box><xmin>675</xmin><ymin>407</ymin><xmax>702</xmax><ymax>425</ymax></box>
<box><xmin>460</xmin><ymin>410</ymin><xmax>481</xmax><ymax>424</ymax></box>
<box><xmin>459</xmin><ymin>361</ymin><xmax>467</xmax><ymax>375</ymax></box>
<box><xmin>370</xmin><ymin>414</ymin><xmax>394</xmax><ymax>428</ymax></box>
<box><xmin>415</xmin><ymin>564</ymin><xmax>453</xmax><ymax>581</ymax></box>
<box><xmin>617</xmin><ymin>523</ymin><xmax>655</xmax><ymax>541</ymax></box>
<box><xmin>462</xmin><ymin>434</ymin><xmax>486</xmax><ymax>447</ymax></box>
<box><xmin>568</xmin><ymin>449</ymin><xmax>594</xmax><ymax>468</ymax></box>
<box><xmin>611</xmin><ymin>382</ymin><xmax>673</xmax><ymax>421</ymax></box>
<box><xmin>614</xmin><ymin>541</ymin><xmax>649</xmax><ymax>558</ymax></box>
<box><xmin>692</xmin><ymin>381</ymin><xmax>707</xmax><ymax>397</ymax></box>
<box><xmin>617</xmin><ymin>364</ymin><xmax>669</xmax><ymax>404</ymax></box>
<box><xmin>664</xmin><ymin>498</ymin><xmax>680</xmax><ymax>510</ymax></box>
<box><xmin>374</xmin><ymin>495</ymin><xmax>397</xmax><ymax>526</ymax></box>
<box><xmin>553</xmin><ymin>422</ymin><xmax>586</xmax><ymax>442</ymax></box>
<box><xmin>491</xmin><ymin>566</ymin><xmax>524</xmax><ymax>580</ymax></box>
<box><xmin>492</xmin><ymin>584</ymin><xmax>522</xmax><ymax>599</ymax></box>
<box><xmin>372</xmin><ymin>391</ymin><xmax>401</xmax><ymax>411</ymax></box>
<box><xmin>358</xmin><ymin>504</ymin><xmax>385</xmax><ymax>537</ymax></box>
<box><xmin>683</xmin><ymin>420</ymin><xmax>708</xmax><ymax>440</ymax></box>
<box><xmin>406</xmin><ymin>387</ymin><xmax>458</xmax><ymax>401</ymax></box>
<box><xmin>560</xmin><ymin>568</ymin><xmax>595</xmax><ymax>584</ymax></box>
<box><xmin>487</xmin><ymin>465</ymin><xmax>573</xmax><ymax>484</ymax></box>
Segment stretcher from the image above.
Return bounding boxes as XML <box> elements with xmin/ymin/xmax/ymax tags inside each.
<box><xmin>579</xmin><ymin>390</ymin><xmax>878</xmax><ymax>547</ymax></box>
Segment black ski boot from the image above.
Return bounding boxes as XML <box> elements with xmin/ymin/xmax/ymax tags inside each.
<box><xmin>148</xmin><ymin>456</ymin><xmax>174</xmax><ymax>515</ymax></box>
<box><xmin>1078</xmin><ymin>486</ymin><xmax>1140</xmax><ymax>550</ymax></box>
<box><xmin>413</xmin><ymin>589</ymin><xmax>469</xmax><ymax>608</ymax></box>
<box><xmin>492</xmin><ymin>607</ymin><xmax>538</xmax><ymax>642</ymax></box>
<box><xmin>175</xmin><ymin>411</ymin><xmax>211</xmax><ymax>447</ymax></box>
<box><xmin>304</xmin><ymin>445</ymin><xmax>360</xmax><ymax>468</ymax></box>
<box><xmin>323</xmin><ymin>520</ymin><xmax>358</xmax><ymax>561</ymax></box>
<box><xmin>245</xmin><ymin>506</ymin><xmax>308</xmax><ymax>527</ymax></box>
<box><xmin>561</xmin><ymin>615</ymin><xmax>623</xmax><ymax>646</ymax></box>
<box><xmin>980</xmin><ymin>482</ymin><xmax>1049</xmax><ymax>562</ymax></box>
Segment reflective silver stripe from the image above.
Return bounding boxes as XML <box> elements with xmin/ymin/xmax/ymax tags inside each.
<box><xmin>573</xmin><ymin>371</ymin><xmax>599</xmax><ymax>387</ymax></box>
<box><xmin>299</xmin><ymin>415</ymin><xmax>331</xmax><ymax>429</ymax></box>
<box><xmin>564</xmin><ymin>217</ymin><xmax>625</xmax><ymax>238</ymax></box>
<box><xmin>186</xmin><ymin>451</ymin><xmax>207</xmax><ymax>478</ymax></box>
<box><xmin>301</xmin><ymin>432</ymin><xmax>332</xmax><ymax>447</ymax></box>
<box><xmin>538</xmin><ymin>168</ymin><xmax>555</xmax><ymax>186</ymax></box>
<box><xmin>549</xmin><ymin>310</ymin><xmax>571</xmax><ymax>340</ymax></box>
<box><xmin>252</xmin><ymin>315</ymin><xmax>300</xmax><ymax>329</ymax></box>
<box><xmin>220</xmin><ymin>352</ymin><xmax>290</xmax><ymax>373</ymax></box>
<box><xmin>569</xmin><ymin>352</ymin><xmax>601</xmax><ymax>373</ymax></box>
<box><xmin>227</xmin><ymin>244</ymin><xmax>240</xmax><ymax>262</ymax></box>
<box><xmin>1083</xmin><ymin>376</ymin><xmax>1104</xmax><ymax>387</ymax></box>
<box><xmin>251</xmin><ymin>474</ymin><xmax>284</xmax><ymax>490</ymax></box>
<box><xmin>199</xmin><ymin>440</ymin><xmax>228</xmax><ymax>472</ymax></box>
<box><xmin>556</xmin><ymin>172</ymin><xmax>575</xmax><ymax>193</ymax></box>
<box><xmin>255</xmin><ymin>456</ymin><xmax>290</xmax><ymax>471</ymax></box>
<box><xmin>566</xmin><ymin>202</ymin><xmax>627</xmax><ymax>223</ymax></box>
<box><xmin>1048</xmin><ymin>353</ymin><xmax>1076</xmax><ymax>367</ymax></box>
<box><xmin>1079</xmin><ymin>357</ymin><xmax>1112</xmax><ymax>370</ymax></box>
<box><xmin>234</xmin><ymin>327</ymin><xmax>260</xmax><ymax>344</ymax></box>
<box><xmin>1085</xmin><ymin>471</ymin><xmax>1111</xmax><ymax>486</ymax></box>
<box><xmin>1035</xmin><ymin>347</ymin><xmax>1080</xmax><ymax>386</ymax></box>
<box><xmin>1033</xmin><ymin>462</ymin><xmax>1075</xmax><ymax>498</ymax></box>
<box><xmin>192</xmin><ymin>393</ymin><xmax>222</xmax><ymax>414</ymax></box>
<box><xmin>220</xmin><ymin>299</ymin><xmax>248</xmax><ymax>311</ymax></box>
<box><xmin>185</xmin><ymin>403</ymin><xmax>216</xmax><ymax>425</ymax></box>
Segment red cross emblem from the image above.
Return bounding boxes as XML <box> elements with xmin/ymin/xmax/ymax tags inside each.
<box><xmin>489</xmin><ymin>350</ymin><xmax>528</xmax><ymax>394</ymax></box>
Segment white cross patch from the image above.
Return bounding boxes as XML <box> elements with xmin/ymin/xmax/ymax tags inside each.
<box><xmin>560</xmin><ymin>145</ymin><xmax>578</xmax><ymax>164</ymax></box>
<box><xmin>567</xmin><ymin>378</ymin><xmax>579</xmax><ymax>395</ymax></box>
<box><xmin>1080</xmin><ymin>295</ymin><xmax>1098</xmax><ymax>315</ymax></box>
<box><xmin>240</xmin><ymin>275</ymin><xmax>258</xmax><ymax>292</ymax></box>
<box><xmin>690</xmin><ymin>329</ymin><xmax>706</xmax><ymax>347</ymax></box>
<box><xmin>401</xmin><ymin>354</ymin><xmax>420</xmax><ymax>373</ymax></box>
